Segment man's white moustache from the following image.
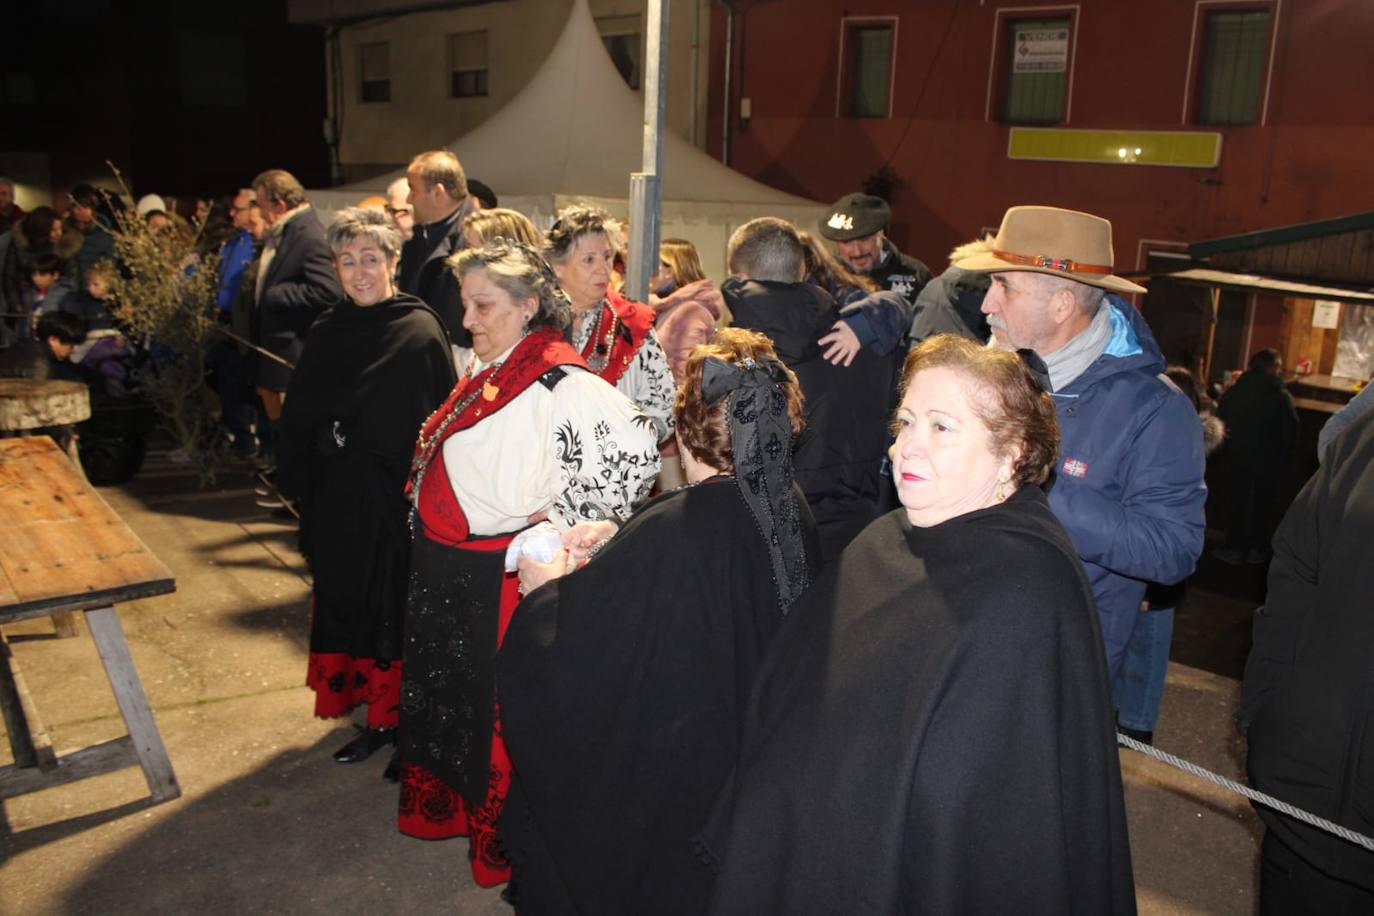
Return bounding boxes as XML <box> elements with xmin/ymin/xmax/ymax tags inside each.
<box><xmin>986</xmin><ymin>315</ymin><xmax>1006</xmax><ymax>329</ymax></box>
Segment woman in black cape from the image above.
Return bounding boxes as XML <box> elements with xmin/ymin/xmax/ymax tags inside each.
<box><xmin>701</xmin><ymin>335</ymin><xmax>1136</xmax><ymax>915</ymax></box>
<box><xmin>496</xmin><ymin>327</ymin><xmax>819</xmax><ymax>915</ymax></box>
<box><xmin>278</xmin><ymin>206</ymin><xmax>455</xmax><ymax>773</ymax></box>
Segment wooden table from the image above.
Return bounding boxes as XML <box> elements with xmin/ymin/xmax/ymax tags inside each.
<box><xmin>0</xmin><ymin>437</ymin><xmax>180</xmax><ymax>804</ymax></box>
<box><xmin>0</xmin><ymin>377</ymin><xmax>94</xmax><ymax>637</ymax></box>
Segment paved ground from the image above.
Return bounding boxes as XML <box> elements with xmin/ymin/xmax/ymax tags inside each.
<box><xmin>0</xmin><ymin>449</ymin><xmax>1263</xmax><ymax>915</ymax></box>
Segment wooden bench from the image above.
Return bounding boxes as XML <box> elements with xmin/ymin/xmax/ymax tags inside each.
<box><xmin>0</xmin><ymin>436</ymin><xmax>180</xmax><ymax>804</ymax></box>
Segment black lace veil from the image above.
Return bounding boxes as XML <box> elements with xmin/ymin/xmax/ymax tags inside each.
<box><xmin>700</xmin><ymin>356</ymin><xmax>810</xmax><ymax>612</ymax></box>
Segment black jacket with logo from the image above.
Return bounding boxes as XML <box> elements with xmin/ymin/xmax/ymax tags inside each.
<box><xmin>867</xmin><ymin>238</ymin><xmax>931</xmax><ymax>305</ymax></box>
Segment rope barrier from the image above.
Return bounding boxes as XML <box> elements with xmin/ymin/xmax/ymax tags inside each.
<box><xmin>1117</xmin><ymin>732</ymin><xmax>1374</xmax><ymax>853</ymax></box>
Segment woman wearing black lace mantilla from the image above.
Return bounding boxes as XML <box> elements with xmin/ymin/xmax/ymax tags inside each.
<box><xmin>496</xmin><ymin>327</ymin><xmax>820</xmax><ymax>915</ymax></box>
<box><xmin>397</xmin><ymin>239</ymin><xmax>659</xmax><ymax>888</ymax></box>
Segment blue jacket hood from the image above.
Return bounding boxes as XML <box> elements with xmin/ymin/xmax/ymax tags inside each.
<box><xmin>1059</xmin><ymin>295</ymin><xmax>1166</xmax><ymax>396</ymax></box>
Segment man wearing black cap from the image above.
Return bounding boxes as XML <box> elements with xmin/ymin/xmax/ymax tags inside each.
<box><xmin>819</xmin><ymin>192</ymin><xmax>931</xmax><ymax>304</ymax></box>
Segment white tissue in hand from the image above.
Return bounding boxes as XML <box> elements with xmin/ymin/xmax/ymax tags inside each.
<box><xmin>504</xmin><ymin>521</ymin><xmax>562</xmax><ymax>572</ymax></box>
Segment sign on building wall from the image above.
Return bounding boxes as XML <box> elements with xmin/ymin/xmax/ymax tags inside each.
<box><xmin>1012</xmin><ymin>27</ymin><xmax>1069</xmax><ymax>73</ymax></box>
<box><xmin>1312</xmin><ymin>299</ymin><xmax>1341</xmax><ymax>329</ymax></box>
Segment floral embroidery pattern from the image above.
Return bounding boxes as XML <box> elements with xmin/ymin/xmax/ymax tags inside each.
<box><xmin>553</xmin><ymin>416</ymin><xmax>658</xmax><ymax>524</ymax></box>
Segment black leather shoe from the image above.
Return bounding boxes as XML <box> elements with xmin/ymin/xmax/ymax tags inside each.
<box><xmin>382</xmin><ymin>749</ymin><xmax>401</xmax><ymax>783</ymax></box>
<box><xmin>332</xmin><ymin>726</ymin><xmax>396</xmax><ymax>763</ymax></box>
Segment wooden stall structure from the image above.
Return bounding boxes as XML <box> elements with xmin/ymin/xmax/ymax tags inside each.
<box><xmin>1140</xmin><ymin>211</ymin><xmax>1374</xmax><ymax>401</ymax></box>
<box><xmin>0</xmin><ymin>437</ymin><xmax>180</xmax><ymax>805</ymax></box>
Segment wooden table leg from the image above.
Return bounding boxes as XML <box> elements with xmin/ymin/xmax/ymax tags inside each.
<box><xmin>83</xmin><ymin>606</ymin><xmax>181</xmax><ymax>802</ymax></box>
<box><xmin>0</xmin><ymin>629</ymin><xmax>39</xmax><ymax>768</ymax></box>
<box><xmin>50</xmin><ymin>611</ymin><xmax>80</xmax><ymax>638</ymax></box>
<box><xmin>63</xmin><ymin>434</ymin><xmax>90</xmax><ymax>484</ymax></box>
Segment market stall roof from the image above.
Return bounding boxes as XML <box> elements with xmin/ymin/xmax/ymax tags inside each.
<box><xmin>1188</xmin><ymin>211</ymin><xmax>1374</xmax><ymax>288</ymax></box>
<box><xmin>1156</xmin><ymin>268</ymin><xmax>1374</xmax><ymax>304</ymax></box>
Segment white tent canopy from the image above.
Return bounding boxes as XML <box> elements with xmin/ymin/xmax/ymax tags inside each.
<box><xmin>309</xmin><ymin>0</ymin><xmax>823</xmax><ymax>279</ymax></box>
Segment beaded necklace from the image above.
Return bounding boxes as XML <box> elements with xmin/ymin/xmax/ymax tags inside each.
<box><xmin>408</xmin><ymin>350</ymin><xmax>511</xmax><ymax>504</ymax></box>
<box><xmin>577</xmin><ymin>301</ymin><xmax>618</xmax><ymax>374</ymax></box>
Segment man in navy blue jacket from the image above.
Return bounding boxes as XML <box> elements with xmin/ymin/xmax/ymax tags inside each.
<box><xmin>958</xmin><ymin>206</ymin><xmax>1206</xmax><ymax>678</ymax></box>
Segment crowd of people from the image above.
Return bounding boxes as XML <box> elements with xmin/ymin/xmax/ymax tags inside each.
<box><xmin>2</xmin><ymin>156</ymin><xmax>1371</xmax><ymax>913</ymax></box>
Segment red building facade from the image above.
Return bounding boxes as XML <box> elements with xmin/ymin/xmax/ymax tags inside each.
<box><xmin>706</xmin><ymin>0</ymin><xmax>1374</xmax><ymax>280</ymax></box>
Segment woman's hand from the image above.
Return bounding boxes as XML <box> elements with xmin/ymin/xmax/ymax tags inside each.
<box><xmin>561</xmin><ymin>519</ymin><xmax>619</xmax><ymax>565</ymax></box>
<box><xmin>819</xmin><ymin>321</ymin><xmax>861</xmax><ymax>366</ymax></box>
<box><xmin>517</xmin><ymin>549</ymin><xmax>569</xmax><ymax>596</ymax></box>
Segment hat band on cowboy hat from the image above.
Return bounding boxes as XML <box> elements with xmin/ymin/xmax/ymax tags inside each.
<box><xmin>955</xmin><ymin>205</ymin><xmax>1146</xmax><ymax>295</ymax></box>
<box><xmin>988</xmin><ymin>249</ymin><xmax>1114</xmax><ymax>276</ymax></box>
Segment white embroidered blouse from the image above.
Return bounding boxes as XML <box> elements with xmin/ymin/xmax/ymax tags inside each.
<box><xmin>442</xmin><ymin>341</ymin><xmax>661</xmax><ymax>536</ymax></box>
<box><xmin>570</xmin><ymin>309</ymin><xmax>677</xmax><ymax>444</ymax></box>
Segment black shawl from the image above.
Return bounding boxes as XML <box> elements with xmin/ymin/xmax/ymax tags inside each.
<box><xmin>703</xmin><ymin>486</ymin><xmax>1137</xmax><ymax>916</ymax></box>
<box><xmin>497</xmin><ymin>478</ymin><xmax>820</xmax><ymax>916</ymax></box>
<box><xmin>279</xmin><ymin>292</ymin><xmax>455</xmax><ymax>660</ymax></box>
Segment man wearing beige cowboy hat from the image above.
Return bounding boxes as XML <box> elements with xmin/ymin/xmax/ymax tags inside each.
<box><xmin>957</xmin><ymin>205</ymin><xmax>1206</xmax><ymax>679</ymax></box>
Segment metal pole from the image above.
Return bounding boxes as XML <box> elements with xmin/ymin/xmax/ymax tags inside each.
<box><xmin>628</xmin><ymin>0</ymin><xmax>670</xmax><ymax>302</ymax></box>
<box><xmin>688</xmin><ymin>0</ymin><xmax>701</xmax><ymax>146</ymax></box>
<box><xmin>721</xmin><ymin>1</ymin><xmax>734</xmax><ymax>166</ymax></box>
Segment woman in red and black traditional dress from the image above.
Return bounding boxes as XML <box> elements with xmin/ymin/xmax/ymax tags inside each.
<box><xmin>398</xmin><ymin>239</ymin><xmax>660</xmax><ymax>887</ymax></box>
<box><xmin>545</xmin><ymin>205</ymin><xmax>677</xmax><ymax>447</ymax></box>
<box><xmin>277</xmin><ymin>206</ymin><xmax>455</xmax><ymax>771</ymax></box>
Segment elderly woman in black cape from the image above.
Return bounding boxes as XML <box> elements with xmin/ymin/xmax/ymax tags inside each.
<box><xmin>700</xmin><ymin>335</ymin><xmax>1136</xmax><ymax>915</ymax></box>
<box><xmin>277</xmin><ymin>206</ymin><xmax>455</xmax><ymax>773</ymax></box>
<box><xmin>496</xmin><ymin>327</ymin><xmax>820</xmax><ymax>915</ymax></box>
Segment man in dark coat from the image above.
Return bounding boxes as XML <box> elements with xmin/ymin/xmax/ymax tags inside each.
<box><xmin>1214</xmin><ymin>347</ymin><xmax>1298</xmax><ymax>564</ymax></box>
<box><xmin>908</xmin><ymin>237</ymin><xmax>993</xmax><ymax>344</ymax></box>
<box><xmin>724</xmin><ymin>217</ymin><xmax>899</xmax><ymax>562</ymax></box>
<box><xmin>397</xmin><ymin>149</ymin><xmax>475</xmax><ymax>349</ymax></box>
<box><xmin>1239</xmin><ymin>407</ymin><xmax>1374</xmax><ymax>913</ymax></box>
<box><xmin>818</xmin><ymin>192</ymin><xmax>931</xmax><ymax>305</ymax></box>
<box><xmin>249</xmin><ymin>169</ymin><xmax>344</xmax><ymax>468</ymax></box>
